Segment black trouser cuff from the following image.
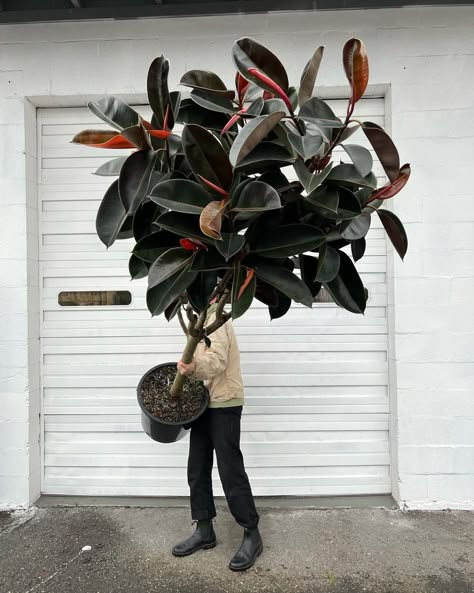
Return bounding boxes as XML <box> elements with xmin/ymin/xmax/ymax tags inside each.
<box><xmin>191</xmin><ymin>510</ymin><xmax>216</xmax><ymax>521</ymax></box>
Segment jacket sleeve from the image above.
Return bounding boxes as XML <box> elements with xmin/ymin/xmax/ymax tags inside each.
<box><xmin>192</xmin><ymin>321</ymin><xmax>229</xmax><ymax>380</ymax></box>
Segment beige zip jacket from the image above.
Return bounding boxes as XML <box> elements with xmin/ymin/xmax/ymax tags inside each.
<box><xmin>191</xmin><ymin>311</ymin><xmax>245</xmax><ymax>408</ymax></box>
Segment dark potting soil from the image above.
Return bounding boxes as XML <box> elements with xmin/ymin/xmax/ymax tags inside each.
<box><xmin>140</xmin><ymin>364</ymin><xmax>207</xmax><ymax>423</ymax></box>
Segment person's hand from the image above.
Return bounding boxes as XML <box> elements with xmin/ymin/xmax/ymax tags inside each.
<box><xmin>177</xmin><ymin>360</ymin><xmax>196</xmax><ymax>376</ymax></box>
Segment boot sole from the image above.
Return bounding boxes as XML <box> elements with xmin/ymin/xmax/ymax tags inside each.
<box><xmin>228</xmin><ymin>543</ymin><xmax>263</xmax><ymax>572</ymax></box>
<box><xmin>172</xmin><ymin>540</ymin><xmax>217</xmax><ymax>557</ymax></box>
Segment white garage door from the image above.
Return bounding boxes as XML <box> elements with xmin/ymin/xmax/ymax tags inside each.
<box><xmin>39</xmin><ymin>98</ymin><xmax>391</xmax><ymax>497</ymax></box>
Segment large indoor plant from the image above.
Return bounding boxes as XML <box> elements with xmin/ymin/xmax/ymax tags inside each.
<box><xmin>73</xmin><ymin>37</ymin><xmax>409</xmax><ymax>443</ymax></box>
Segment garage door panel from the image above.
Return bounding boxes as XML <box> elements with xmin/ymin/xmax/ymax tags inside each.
<box><xmin>44</xmin><ymin>415</ymin><xmax>389</xmax><ymax>433</ymax></box>
<box><xmin>45</xmin><ymin>437</ymin><xmax>390</xmax><ymax>457</ymax></box>
<box><xmin>42</xmin><ymin>373</ymin><xmax>388</xmax><ymax>389</ymax></box>
<box><xmin>42</xmin><ymin>340</ymin><xmax>387</xmax><ymax>355</ymax></box>
<box><xmin>43</xmin><ymin>384</ymin><xmax>387</xmax><ymax>401</ymax></box>
<box><xmin>44</xmin><ymin>454</ymin><xmax>390</xmax><ymax>471</ymax></box>
<box><xmin>43</xmin><ymin>361</ymin><xmax>387</xmax><ymax>377</ymax></box>
<box><xmin>40</xmin><ymin>484</ymin><xmax>392</xmax><ymax>496</ymax></box>
<box><xmin>39</xmin><ymin>100</ymin><xmax>392</xmax><ymax>496</ymax></box>
<box><xmin>42</xmin><ymin>324</ymin><xmax>388</xmax><ymax>339</ymax></box>
<box><xmin>43</xmin><ymin>350</ymin><xmax>387</xmax><ymax>366</ymax></box>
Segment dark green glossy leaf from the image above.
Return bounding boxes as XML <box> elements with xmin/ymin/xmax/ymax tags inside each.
<box><xmin>176</xmin><ymin>101</ymin><xmax>230</xmax><ymax>130</ymax></box>
<box><xmin>288</xmin><ymin>86</ymin><xmax>298</xmax><ymax>111</ymax></box>
<box><xmin>299</xmin><ymin>254</ymin><xmax>322</xmax><ymax>297</ymax></box>
<box><xmin>298</xmin><ymin>46</ymin><xmax>324</xmax><ymax>107</ymax></box>
<box><xmin>261</xmin><ymin>98</ymin><xmax>289</xmax><ymax>115</ymax></box>
<box><xmin>351</xmin><ymin>237</ymin><xmax>366</xmax><ymax>262</ymax></box>
<box><xmin>118</xmin><ymin>150</ymin><xmax>157</xmax><ymax>215</ymax></box>
<box><xmin>182</xmin><ymin>124</ymin><xmax>233</xmax><ymax>190</ymax></box>
<box><xmin>338</xmin><ymin>121</ymin><xmax>360</xmax><ymax>143</ymax></box>
<box><xmin>324</xmin><ymin>251</ymin><xmax>366</xmax><ymax>314</ymax></box>
<box><xmin>232</xmin><ymin>181</ymin><xmax>281</xmax><ymax>212</ymax></box>
<box><xmin>287</xmin><ymin>129</ymin><xmax>324</xmax><ymax>160</ymax></box>
<box><xmin>164</xmin><ymin>298</ymin><xmax>181</xmax><ymax>322</ymax></box>
<box><xmin>326</xmin><ymin>163</ymin><xmax>377</xmax><ymax>189</ymax></box>
<box><xmin>229</xmin><ymin>177</ymin><xmax>252</xmax><ymax>209</ymax></box>
<box><xmin>246</xmin><ymin>97</ymin><xmax>264</xmax><ymax>116</ymax></box>
<box><xmin>167</xmin><ymin>133</ymin><xmax>183</xmax><ymax>158</ymax></box>
<box><xmin>245</xmin><ymin>209</ymin><xmax>283</xmax><ymax>249</ymax></box>
<box><xmin>187</xmin><ymin>271</ymin><xmax>218</xmax><ymax>314</ymax></box>
<box><xmin>229</xmin><ymin>112</ymin><xmax>285</xmax><ymax>167</ymax></box>
<box><xmin>342</xmin><ymin>144</ymin><xmax>373</xmax><ymax>178</ymax></box>
<box><xmin>269</xmin><ymin>290</ymin><xmax>291</xmax><ymax>320</ymax></box>
<box><xmin>190</xmin><ymin>90</ymin><xmax>236</xmax><ymax>114</ymax></box>
<box><xmin>149</xmin><ymin>179</ymin><xmax>213</xmax><ymax>214</ymax></box>
<box><xmin>362</xmin><ymin>122</ymin><xmax>400</xmax><ymax>183</ymax></box>
<box><xmin>258</xmin><ymin>170</ymin><xmax>290</xmax><ymax>191</ymax></box>
<box><xmin>295</xmin><ymin>160</ymin><xmax>333</xmax><ymax>194</ymax></box>
<box><xmin>315</xmin><ymin>244</ymin><xmax>340</xmax><ymax>283</ymax></box>
<box><xmin>378</xmin><ymin>208</ymin><xmax>408</xmax><ymax>260</ymax></box>
<box><xmin>254</xmin><ymin>224</ymin><xmax>325</xmax><ymax>258</ymax></box>
<box><xmin>299</xmin><ymin>97</ymin><xmax>343</xmax><ymax>127</ymax></box>
<box><xmin>133</xmin><ymin>200</ymin><xmax>164</xmax><ymax>242</ymax></box>
<box><xmin>116</xmin><ymin>214</ymin><xmax>134</xmax><ymax>240</ymax></box>
<box><xmin>88</xmin><ymin>97</ymin><xmax>140</xmax><ymax>132</ymax></box>
<box><xmin>231</xmin><ymin>266</ymin><xmax>256</xmax><ymax>320</ymax></box>
<box><xmin>121</xmin><ymin>122</ymin><xmax>151</xmax><ymax>150</ymax></box>
<box><xmin>333</xmin><ymin>188</ymin><xmax>362</xmax><ymax>220</ymax></box>
<box><xmin>215</xmin><ymin>233</ymin><xmax>246</xmax><ymax>261</ymax></box>
<box><xmin>180</xmin><ymin>69</ymin><xmax>235</xmax><ymax>99</ymax></box>
<box><xmin>355</xmin><ymin>187</ymin><xmax>373</xmax><ymax>208</ymax></box>
<box><xmin>146</xmin><ymin>266</ymin><xmax>198</xmax><ymax>317</ymax></box>
<box><xmin>96</xmin><ymin>180</ymin><xmax>127</xmax><ymax>248</ymax></box>
<box><xmin>147</xmin><ymin>56</ymin><xmax>173</xmax><ymax>130</ymax></box>
<box><xmin>304</xmin><ymin>184</ymin><xmax>339</xmax><ymax>213</ymax></box>
<box><xmin>191</xmin><ymin>248</ymin><xmax>228</xmax><ymax>271</ymax></box>
<box><xmin>148</xmin><ymin>247</ymin><xmax>196</xmax><ymax>289</ymax></box>
<box><xmin>155</xmin><ymin>211</ymin><xmax>213</xmax><ymax>244</ymax></box>
<box><xmin>254</xmin><ymin>278</ymin><xmax>279</xmax><ymax>307</ymax></box>
<box><xmin>170</xmin><ymin>91</ymin><xmax>182</xmax><ymax>122</ymax></box>
<box><xmin>129</xmin><ymin>253</ymin><xmax>149</xmax><ymax>280</ymax></box>
<box><xmin>94</xmin><ymin>156</ymin><xmax>127</xmax><ymax>177</ymax></box>
<box><xmin>234</xmin><ymin>142</ymin><xmax>294</xmax><ymax>172</ymax></box>
<box><xmin>232</xmin><ymin>37</ymin><xmax>289</xmax><ymax>94</ymax></box>
<box><xmin>341</xmin><ymin>211</ymin><xmax>371</xmax><ymax>240</ymax></box>
<box><xmin>255</xmin><ymin>264</ymin><xmax>313</xmax><ymax>308</ymax></box>
<box><xmin>133</xmin><ymin>230</ymin><xmax>180</xmax><ymax>263</ymax></box>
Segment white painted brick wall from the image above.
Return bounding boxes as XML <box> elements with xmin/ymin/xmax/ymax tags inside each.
<box><xmin>0</xmin><ymin>6</ymin><xmax>473</xmax><ymax>509</ymax></box>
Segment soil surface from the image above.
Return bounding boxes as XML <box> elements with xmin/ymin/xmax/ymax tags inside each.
<box><xmin>140</xmin><ymin>364</ymin><xmax>207</xmax><ymax>423</ymax></box>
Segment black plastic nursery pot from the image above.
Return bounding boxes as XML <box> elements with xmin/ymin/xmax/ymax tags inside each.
<box><xmin>137</xmin><ymin>362</ymin><xmax>209</xmax><ymax>444</ymax></box>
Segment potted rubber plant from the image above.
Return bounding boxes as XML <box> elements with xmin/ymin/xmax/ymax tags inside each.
<box><xmin>72</xmin><ymin>37</ymin><xmax>410</xmax><ymax>443</ymax></box>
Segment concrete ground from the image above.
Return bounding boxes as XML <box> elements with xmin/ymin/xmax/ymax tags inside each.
<box><xmin>0</xmin><ymin>505</ymin><xmax>472</xmax><ymax>593</ymax></box>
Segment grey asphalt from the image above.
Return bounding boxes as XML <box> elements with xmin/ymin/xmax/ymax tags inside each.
<box><xmin>0</xmin><ymin>505</ymin><xmax>472</xmax><ymax>593</ymax></box>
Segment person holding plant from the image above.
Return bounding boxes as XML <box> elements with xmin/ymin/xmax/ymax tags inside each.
<box><xmin>172</xmin><ymin>306</ymin><xmax>263</xmax><ymax>571</ymax></box>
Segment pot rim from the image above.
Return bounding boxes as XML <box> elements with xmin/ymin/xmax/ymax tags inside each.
<box><xmin>137</xmin><ymin>361</ymin><xmax>209</xmax><ymax>426</ymax></box>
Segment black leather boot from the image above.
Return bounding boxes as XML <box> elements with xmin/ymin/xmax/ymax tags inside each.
<box><xmin>172</xmin><ymin>519</ymin><xmax>216</xmax><ymax>557</ymax></box>
<box><xmin>229</xmin><ymin>527</ymin><xmax>263</xmax><ymax>571</ymax></box>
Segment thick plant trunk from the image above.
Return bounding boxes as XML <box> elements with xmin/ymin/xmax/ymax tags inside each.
<box><xmin>170</xmin><ymin>333</ymin><xmax>200</xmax><ymax>398</ymax></box>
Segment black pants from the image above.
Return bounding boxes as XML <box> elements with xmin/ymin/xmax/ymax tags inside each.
<box><xmin>187</xmin><ymin>406</ymin><xmax>259</xmax><ymax>529</ymax></box>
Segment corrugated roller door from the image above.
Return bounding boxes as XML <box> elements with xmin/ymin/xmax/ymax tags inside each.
<box><xmin>39</xmin><ymin>98</ymin><xmax>391</xmax><ymax>496</ymax></box>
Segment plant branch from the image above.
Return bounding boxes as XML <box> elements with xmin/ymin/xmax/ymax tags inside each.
<box><xmin>210</xmin><ymin>269</ymin><xmax>233</xmax><ymax>303</ymax></box>
<box><xmin>206</xmin><ymin>311</ymin><xmax>232</xmax><ymax>336</ymax></box>
<box><xmin>177</xmin><ymin>306</ymin><xmax>188</xmax><ymax>337</ymax></box>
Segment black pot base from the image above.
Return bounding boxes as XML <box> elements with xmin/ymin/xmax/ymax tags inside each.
<box><xmin>137</xmin><ymin>362</ymin><xmax>209</xmax><ymax>444</ymax></box>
